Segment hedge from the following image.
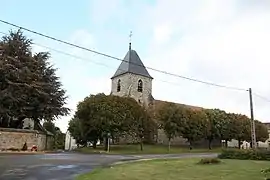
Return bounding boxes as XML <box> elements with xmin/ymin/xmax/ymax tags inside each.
<box><xmin>218</xmin><ymin>149</ymin><xmax>270</xmax><ymax>161</ymax></box>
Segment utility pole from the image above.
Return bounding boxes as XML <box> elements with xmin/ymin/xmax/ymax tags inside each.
<box><xmin>249</xmin><ymin>88</ymin><xmax>257</xmax><ymax>149</ymax></box>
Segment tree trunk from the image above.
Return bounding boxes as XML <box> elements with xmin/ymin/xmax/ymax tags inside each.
<box><xmin>93</xmin><ymin>140</ymin><xmax>97</xmax><ymax>149</ymax></box>
<box><xmin>225</xmin><ymin>140</ymin><xmax>228</xmax><ymax>148</ymax></box>
<box><xmin>189</xmin><ymin>141</ymin><xmax>193</xmax><ymax>150</ymax></box>
<box><xmin>208</xmin><ymin>138</ymin><xmax>212</xmax><ymax>150</ymax></box>
<box><xmin>104</xmin><ymin>137</ymin><xmax>108</xmax><ymax>151</ymax></box>
<box><xmin>140</xmin><ymin>139</ymin><xmax>143</xmax><ymax>151</ymax></box>
<box><xmin>168</xmin><ymin>138</ymin><xmax>171</xmax><ymax>152</ymax></box>
<box><xmin>238</xmin><ymin>139</ymin><xmax>241</xmax><ymax>149</ymax></box>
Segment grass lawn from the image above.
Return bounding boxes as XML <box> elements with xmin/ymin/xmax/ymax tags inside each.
<box><xmin>77</xmin><ymin>158</ymin><xmax>270</xmax><ymax>180</ymax></box>
<box><xmin>74</xmin><ymin>144</ymin><xmax>221</xmax><ymax>154</ymax></box>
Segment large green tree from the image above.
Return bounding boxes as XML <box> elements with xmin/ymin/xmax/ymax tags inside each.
<box><xmin>231</xmin><ymin>113</ymin><xmax>251</xmax><ymax>149</ymax></box>
<box><xmin>254</xmin><ymin>120</ymin><xmax>269</xmax><ymax>142</ymax></box>
<box><xmin>73</xmin><ymin>93</ymin><xmax>149</xmax><ymax>150</ymax></box>
<box><xmin>181</xmin><ymin>108</ymin><xmax>208</xmax><ymax>149</ymax></box>
<box><xmin>0</xmin><ymin>30</ymin><xmax>69</xmax><ymax>128</ymax></box>
<box><xmin>205</xmin><ymin>108</ymin><xmax>230</xmax><ymax>149</ymax></box>
<box><xmin>128</xmin><ymin>104</ymin><xmax>154</xmax><ymax>151</ymax></box>
<box><xmin>68</xmin><ymin>117</ymin><xmax>102</xmax><ymax>148</ymax></box>
<box><xmin>157</xmin><ymin>103</ymin><xmax>187</xmax><ymax>151</ymax></box>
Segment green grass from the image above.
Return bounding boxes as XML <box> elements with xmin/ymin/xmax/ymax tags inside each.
<box><xmin>77</xmin><ymin>158</ymin><xmax>270</xmax><ymax>180</ymax></box>
<box><xmin>74</xmin><ymin>144</ymin><xmax>221</xmax><ymax>154</ymax></box>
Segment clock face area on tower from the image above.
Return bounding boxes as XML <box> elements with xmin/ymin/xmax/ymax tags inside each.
<box><xmin>110</xmin><ymin>46</ymin><xmax>153</xmax><ymax>106</ymax></box>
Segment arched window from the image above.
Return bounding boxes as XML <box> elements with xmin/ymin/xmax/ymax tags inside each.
<box><xmin>117</xmin><ymin>79</ymin><xmax>121</xmax><ymax>92</ymax></box>
<box><xmin>138</xmin><ymin>79</ymin><xmax>143</xmax><ymax>92</ymax></box>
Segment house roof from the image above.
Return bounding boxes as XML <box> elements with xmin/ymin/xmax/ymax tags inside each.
<box><xmin>111</xmin><ymin>49</ymin><xmax>153</xmax><ymax>79</ymax></box>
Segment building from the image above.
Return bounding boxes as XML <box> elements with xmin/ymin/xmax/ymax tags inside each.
<box><xmin>110</xmin><ymin>42</ymin><xmax>209</xmax><ymax>146</ymax></box>
<box><xmin>111</xmin><ymin>42</ymin><xmax>154</xmax><ymax>107</ymax></box>
<box><xmin>65</xmin><ymin>130</ymin><xmax>77</xmax><ymax>151</ymax></box>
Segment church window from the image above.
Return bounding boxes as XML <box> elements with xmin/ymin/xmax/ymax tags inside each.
<box><xmin>117</xmin><ymin>79</ymin><xmax>121</xmax><ymax>92</ymax></box>
<box><xmin>138</xmin><ymin>79</ymin><xmax>143</xmax><ymax>92</ymax></box>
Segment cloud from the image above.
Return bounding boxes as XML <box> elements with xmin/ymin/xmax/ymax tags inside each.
<box><xmin>54</xmin><ymin>76</ymin><xmax>111</xmax><ymax>132</ymax></box>
<box><xmin>52</xmin><ymin>29</ymin><xmax>112</xmax><ymax>132</ymax></box>
<box><xmin>139</xmin><ymin>0</ymin><xmax>270</xmax><ymax>122</ymax></box>
<box><xmin>57</xmin><ymin>0</ymin><xmax>270</xmax><ymax>131</ymax></box>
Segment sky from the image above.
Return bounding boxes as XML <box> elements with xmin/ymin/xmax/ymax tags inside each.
<box><xmin>1</xmin><ymin>0</ymin><xmax>270</xmax><ymax>132</ymax></box>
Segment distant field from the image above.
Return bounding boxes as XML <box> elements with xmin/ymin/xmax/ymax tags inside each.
<box><xmin>74</xmin><ymin>144</ymin><xmax>221</xmax><ymax>154</ymax></box>
<box><xmin>77</xmin><ymin>158</ymin><xmax>270</xmax><ymax>180</ymax></box>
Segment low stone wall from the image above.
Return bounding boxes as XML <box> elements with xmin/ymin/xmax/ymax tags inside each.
<box><xmin>0</xmin><ymin>128</ymin><xmax>53</xmax><ymax>151</ymax></box>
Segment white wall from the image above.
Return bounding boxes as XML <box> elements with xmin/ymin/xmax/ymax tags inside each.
<box><xmin>65</xmin><ymin>131</ymin><xmax>77</xmax><ymax>151</ymax></box>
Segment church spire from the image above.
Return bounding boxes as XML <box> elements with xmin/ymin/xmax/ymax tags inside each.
<box><xmin>129</xmin><ymin>31</ymin><xmax>132</xmax><ymax>51</ymax></box>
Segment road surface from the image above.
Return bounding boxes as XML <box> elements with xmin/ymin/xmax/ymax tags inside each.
<box><xmin>0</xmin><ymin>152</ymin><xmax>217</xmax><ymax>180</ymax></box>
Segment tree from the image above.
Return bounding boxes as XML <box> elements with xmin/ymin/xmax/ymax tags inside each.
<box><xmin>73</xmin><ymin>93</ymin><xmax>149</xmax><ymax>151</ymax></box>
<box><xmin>181</xmin><ymin>108</ymin><xmax>208</xmax><ymax>149</ymax></box>
<box><xmin>157</xmin><ymin>103</ymin><xmax>187</xmax><ymax>151</ymax></box>
<box><xmin>43</xmin><ymin>121</ymin><xmax>57</xmax><ymax>134</ymax></box>
<box><xmin>231</xmin><ymin>113</ymin><xmax>250</xmax><ymax>149</ymax></box>
<box><xmin>43</xmin><ymin>121</ymin><xmax>65</xmax><ymax>149</ymax></box>
<box><xmin>68</xmin><ymin>117</ymin><xmax>93</xmax><ymax>147</ymax></box>
<box><xmin>254</xmin><ymin>120</ymin><xmax>269</xmax><ymax>142</ymax></box>
<box><xmin>205</xmin><ymin>109</ymin><xmax>230</xmax><ymax>149</ymax></box>
<box><xmin>0</xmin><ymin>30</ymin><xmax>69</xmax><ymax>128</ymax></box>
<box><xmin>128</xmin><ymin>104</ymin><xmax>153</xmax><ymax>151</ymax></box>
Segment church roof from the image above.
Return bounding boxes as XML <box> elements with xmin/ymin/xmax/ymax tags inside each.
<box><xmin>153</xmin><ymin>99</ymin><xmax>203</xmax><ymax>111</ymax></box>
<box><xmin>111</xmin><ymin>49</ymin><xmax>153</xmax><ymax>79</ymax></box>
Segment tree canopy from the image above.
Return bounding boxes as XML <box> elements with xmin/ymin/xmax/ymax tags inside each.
<box><xmin>0</xmin><ymin>30</ymin><xmax>69</xmax><ymax>128</ymax></box>
<box><xmin>69</xmin><ymin>93</ymin><xmax>151</xmax><ymax>150</ymax></box>
<box><xmin>43</xmin><ymin>121</ymin><xmax>65</xmax><ymax>149</ymax></box>
<box><xmin>156</xmin><ymin>102</ymin><xmax>269</xmax><ymax>149</ymax></box>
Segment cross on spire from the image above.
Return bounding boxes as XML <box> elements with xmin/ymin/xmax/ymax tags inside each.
<box><xmin>129</xmin><ymin>31</ymin><xmax>132</xmax><ymax>50</ymax></box>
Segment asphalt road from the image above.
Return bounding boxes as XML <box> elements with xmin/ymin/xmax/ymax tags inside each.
<box><xmin>0</xmin><ymin>152</ymin><xmax>217</xmax><ymax>180</ymax></box>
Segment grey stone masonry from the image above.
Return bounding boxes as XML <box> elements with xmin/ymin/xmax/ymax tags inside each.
<box><xmin>111</xmin><ymin>73</ymin><xmax>153</xmax><ymax>107</ymax></box>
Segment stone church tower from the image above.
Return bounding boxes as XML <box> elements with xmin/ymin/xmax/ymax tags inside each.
<box><xmin>111</xmin><ymin>43</ymin><xmax>154</xmax><ymax>107</ymax></box>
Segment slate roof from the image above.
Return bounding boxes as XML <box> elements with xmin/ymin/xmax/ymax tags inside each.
<box><xmin>111</xmin><ymin>49</ymin><xmax>153</xmax><ymax>79</ymax></box>
<box><xmin>153</xmin><ymin>99</ymin><xmax>203</xmax><ymax>112</ymax></box>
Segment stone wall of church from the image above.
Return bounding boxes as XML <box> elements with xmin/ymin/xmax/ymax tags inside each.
<box><xmin>111</xmin><ymin>73</ymin><xmax>152</xmax><ymax>106</ymax></box>
<box><xmin>157</xmin><ymin>129</ymin><xmax>221</xmax><ymax>148</ymax></box>
<box><xmin>157</xmin><ymin>129</ymin><xmax>189</xmax><ymax>146</ymax></box>
<box><xmin>0</xmin><ymin>128</ymin><xmax>53</xmax><ymax>151</ymax></box>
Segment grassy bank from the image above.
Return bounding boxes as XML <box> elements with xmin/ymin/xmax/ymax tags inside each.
<box><xmin>74</xmin><ymin>144</ymin><xmax>221</xmax><ymax>154</ymax></box>
<box><xmin>77</xmin><ymin>158</ymin><xmax>270</xmax><ymax>180</ymax></box>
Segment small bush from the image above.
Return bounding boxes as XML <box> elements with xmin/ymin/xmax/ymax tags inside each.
<box><xmin>198</xmin><ymin>158</ymin><xmax>221</xmax><ymax>165</ymax></box>
<box><xmin>7</xmin><ymin>147</ymin><xmax>20</xmax><ymax>151</ymax></box>
<box><xmin>261</xmin><ymin>168</ymin><xmax>270</xmax><ymax>180</ymax></box>
<box><xmin>218</xmin><ymin>149</ymin><xmax>270</xmax><ymax>161</ymax></box>
<box><xmin>21</xmin><ymin>142</ymin><xmax>28</xmax><ymax>151</ymax></box>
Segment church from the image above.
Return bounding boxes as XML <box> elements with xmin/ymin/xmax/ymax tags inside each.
<box><xmin>65</xmin><ymin>42</ymin><xmax>270</xmax><ymax>150</ymax></box>
<box><xmin>110</xmin><ymin>42</ymin><xmax>207</xmax><ymax>146</ymax></box>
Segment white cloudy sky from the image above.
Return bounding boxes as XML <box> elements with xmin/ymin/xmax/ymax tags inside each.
<box><xmin>2</xmin><ymin>0</ymin><xmax>270</xmax><ymax>132</ymax></box>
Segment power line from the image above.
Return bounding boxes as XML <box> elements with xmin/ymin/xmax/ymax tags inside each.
<box><xmin>0</xmin><ymin>31</ymin><xmax>179</xmax><ymax>87</ymax></box>
<box><xmin>253</xmin><ymin>92</ymin><xmax>270</xmax><ymax>103</ymax></box>
<box><xmin>2</xmin><ymin>30</ymin><xmax>270</xmax><ymax>109</ymax></box>
<box><xmin>0</xmin><ymin>19</ymin><xmax>247</xmax><ymax>91</ymax></box>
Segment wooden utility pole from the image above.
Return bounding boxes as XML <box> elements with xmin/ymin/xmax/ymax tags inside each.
<box><xmin>249</xmin><ymin>88</ymin><xmax>257</xmax><ymax>149</ymax></box>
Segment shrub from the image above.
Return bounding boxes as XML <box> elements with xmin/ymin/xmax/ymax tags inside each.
<box><xmin>21</xmin><ymin>142</ymin><xmax>28</xmax><ymax>151</ymax></box>
<box><xmin>261</xmin><ymin>168</ymin><xmax>270</xmax><ymax>180</ymax></box>
<box><xmin>198</xmin><ymin>158</ymin><xmax>221</xmax><ymax>165</ymax></box>
<box><xmin>7</xmin><ymin>147</ymin><xmax>20</xmax><ymax>151</ymax></box>
<box><xmin>218</xmin><ymin>149</ymin><xmax>270</xmax><ymax>161</ymax></box>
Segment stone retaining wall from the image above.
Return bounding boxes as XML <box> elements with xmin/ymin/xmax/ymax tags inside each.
<box><xmin>0</xmin><ymin>128</ymin><xmax>53</xmax><ymax>151</ymax></box>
